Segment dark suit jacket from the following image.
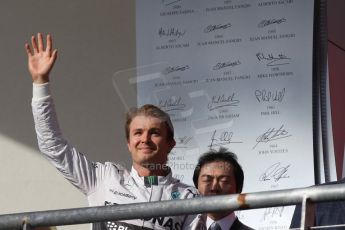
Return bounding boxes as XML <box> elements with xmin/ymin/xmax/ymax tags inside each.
<box><xmin>231</xmin><ymin>218</ymin><xmax>253</xmax><ymax>230</ymax></box>
<box><xmin>290</xmin><ymin>178</ymin><xmax>345</xmax><ymax>230</ymax></box>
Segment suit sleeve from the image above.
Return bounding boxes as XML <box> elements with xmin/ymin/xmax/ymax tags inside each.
<box><xmin>290</xmin><ymin>205</ymin><xmax>302</xmax><ymax>228</ymax></box>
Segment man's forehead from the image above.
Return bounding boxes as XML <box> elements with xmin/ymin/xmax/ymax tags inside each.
<box><xmin>130</xmin><ymin>115</ymin><xmax>165</xmax><ymax>128</ymax></box>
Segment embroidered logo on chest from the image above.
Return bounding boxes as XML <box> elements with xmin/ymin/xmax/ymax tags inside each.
<box><xmin>171</xmin><ymin>191</ymin><xmax>181</xmax><ymax>200</ymax></box>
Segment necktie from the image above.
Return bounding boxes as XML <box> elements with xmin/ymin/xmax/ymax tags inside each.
<box><xmin>209</xmin><ymin>222</ymin><xmax>222</xmax><ymax>230</ymax></box>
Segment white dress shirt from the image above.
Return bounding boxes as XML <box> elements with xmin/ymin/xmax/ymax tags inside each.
<box><xmin>206</xmin><ymin>212</ymin><xmax>236</xmax><ymax>230</ymax></box>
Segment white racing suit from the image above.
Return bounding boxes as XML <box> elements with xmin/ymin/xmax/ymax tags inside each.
<box><xmin>31</xmin><ymin>83</ymin><xmax>198</xmax><ymax>230</ymax></box>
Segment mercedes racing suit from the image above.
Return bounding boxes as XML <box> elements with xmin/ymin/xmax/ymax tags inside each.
<box><xmin>31</xmin><ymin>83</ymin><xmax>198</xmax><ymax>230</ymax></box>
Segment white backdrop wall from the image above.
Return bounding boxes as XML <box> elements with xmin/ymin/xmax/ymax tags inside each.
<box><xmin>135</xmin><ymin>1</ymin><xmax>315</xmax><ymax>229</ymax></box>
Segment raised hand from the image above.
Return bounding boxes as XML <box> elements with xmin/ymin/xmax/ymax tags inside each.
<box><xmin>25</xmin><ymin>33</ymin><xmax>58</xmax><ymax>84</ymax></box>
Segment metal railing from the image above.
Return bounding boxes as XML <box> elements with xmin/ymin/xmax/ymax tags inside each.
<box><xmin>0</xmin><ymin>183</ymin><xmax>344</xmax><ymax>230</ymax></box>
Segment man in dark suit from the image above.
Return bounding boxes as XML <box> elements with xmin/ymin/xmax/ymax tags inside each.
<box><xmin>290</xmin><ymin>178</ymin><xmax>345</xmax><ymax>229</ymax></box>
<box><xmin>185</xmin><ymin>148</ymin><xmax>253</xmax><ymax>230</ymax></box>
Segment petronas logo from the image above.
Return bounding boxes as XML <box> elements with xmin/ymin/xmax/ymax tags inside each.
<box><xmin>149</xmin><ymin>176</ymin><xmax>155</xmax><ymax>184</ymax></box>
<box><xmin>144</xmin><ymin>176</ymin><xmax>158</xmax><ymax>187</ymax></box>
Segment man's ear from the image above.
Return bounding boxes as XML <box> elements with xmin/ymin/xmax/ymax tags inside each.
<box><xmin>169</xmin><ymin>139</ymin><xmax>176</xmax><ymax>152</ymax></box>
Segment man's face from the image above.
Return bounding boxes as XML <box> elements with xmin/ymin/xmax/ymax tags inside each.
<box><xmin>197</xmin><ymin>161</ymin><xmax>237</xmax><ymax>196</ymax></box>
<box><xmin>127</xmin><ymin>115</ymin><xmax>175</xmax><ymax>169</ymax></box>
